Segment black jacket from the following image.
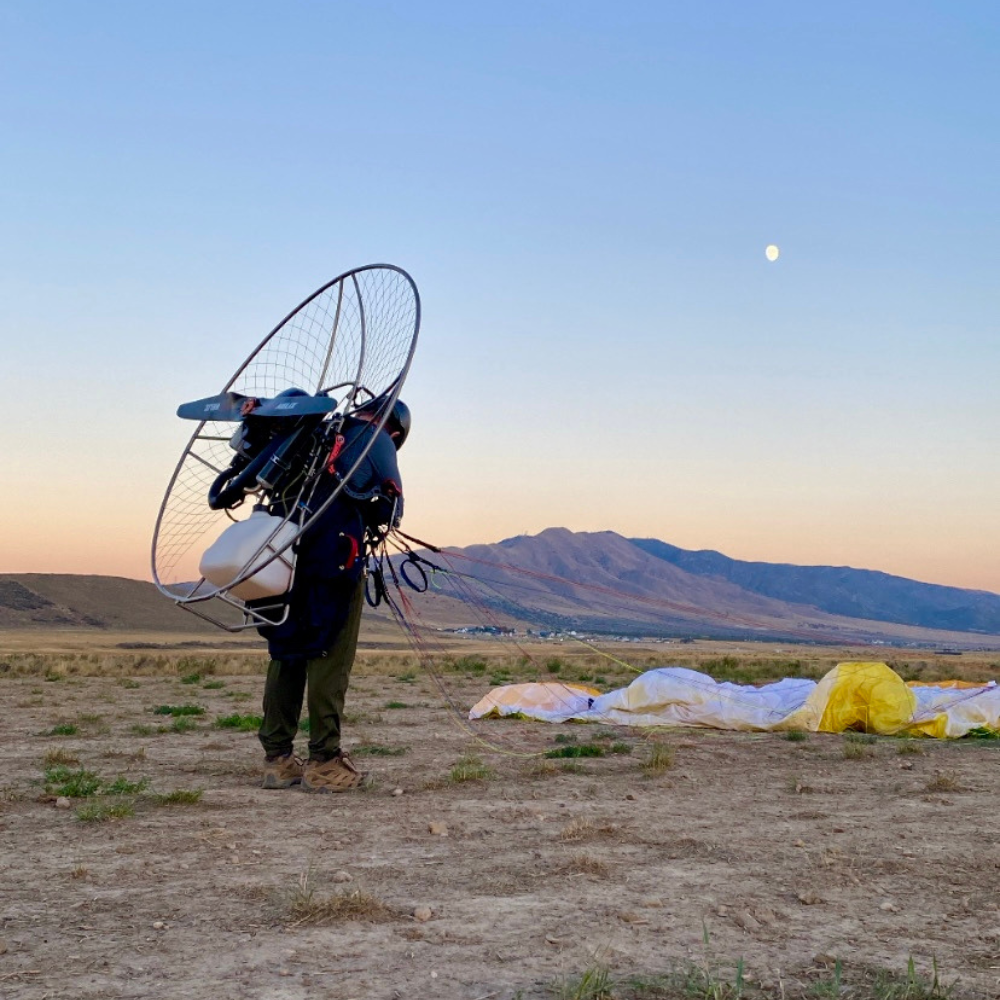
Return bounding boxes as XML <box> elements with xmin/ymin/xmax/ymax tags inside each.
<box><xmin>257</xmin><ymin>418</ymin><xmax>402</xmax><ymax>661</ymax></box>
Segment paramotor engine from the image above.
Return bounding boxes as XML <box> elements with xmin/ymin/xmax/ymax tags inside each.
<box><xmin>151</xmin><ymin>264</ymin><xmax>420</xmax><ymax>630</ymax></box>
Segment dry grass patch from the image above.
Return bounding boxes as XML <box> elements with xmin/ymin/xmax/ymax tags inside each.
<box><xmin>287</xmin><ymin>872</ymin><xmax>398</xmax><ymax>927</ymax></box>
<box><xmin>558</xmin><ymin>818</ymin><xmax>623</xmax><ymax>842</ymax></box>
<box><xmin>924</xmin><ymin>770</ymin><xmax>964</xmax><ymax>793</ymax></box>
<box><xmin>560</xmin><ymin>853</ymin><xmax>611</xmax><ymax>878</ymax></box>
<box><xmin>525</xmin><ymin>759</ymin><xmax>559</xmax><ymax>778</ymax></box>
<box><xmin>642</xmin><ymin>741</ymin><xmax>674</xmax><ymax>774</ymax></box>
<box><xmin>343</xmin><ymin>709</ymin><xmax>384</xmax><ymax>725</ymax></box>
<box><xmin>101</xmin><ymin>746</ymin><xmax>146</xmax><ymax>762</ymax></box>
<box><xmin>1</xmin><ymin>649</ymin><xmax>267</xmax><ymax>679</ymax></box>
<box><xmin>843</xmin><ymin>732</ymin><xmax>879</xmax><ymax>759</ymax></box>
<box><xmin>448</xmin><ymin>753</ymin><xmax>495</xmax><ymax>783</ymax></box>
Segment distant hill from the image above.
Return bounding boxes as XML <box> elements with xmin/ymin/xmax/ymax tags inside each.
<box><xmin>435</xmin><ymin>528</ymin><xmax>811</xmax><ymax>638</ymax></box>
<box><xmin>0</xmin><ymin>573</ymin><xmax>484</xmax><ymax>637</ymax></box>
<box><xmin>429</xmin><ymin>528</ymin><xmax>1000</xmax><ymax>646</ymax></box>
<box><xmin>629</xmin><ymin>538</ymin><xmax>1000</xmax><ymax>634</ymax></box>
<box><xmin>0</xmin><ymin>575</ymin><xmax>226</xmax><ymax>632</ymax></box>
<box><xmin>5</xmin><ymin>531</ymin><xmax>1000</xmax><ymax>648</ymax></box>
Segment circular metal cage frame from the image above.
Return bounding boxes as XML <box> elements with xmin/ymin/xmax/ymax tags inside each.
<box><xmin>151</xmin><ymin>264</ymin><xmax>420</xmax><ymax>629</ymax></box>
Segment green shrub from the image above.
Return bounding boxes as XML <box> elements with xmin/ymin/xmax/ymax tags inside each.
<box><xmin>44</xmin><ymin>723</ymin><xmax>79</xmax><ymax>737</ymax></box>
<box><xmin>103</xmin><ymin>776</ymin><xmax>149</xmax><ymax>795</ymax></box>
<box><xmin>44</xmin><ymin>766</ymin><xmax>103</xmax><ymax>798</ymax></box>
<box><xmin>77</xmin><ymin>801</ymin><xmax>135</xmax><ymax>822</ymax></box>
<box><xmin>152</xmin><ymin>789</ymin><xmax>204</xmax><ymax>805</ymax></box>
<box><xmin>545</xmin><ymin>744</ymin><xmax>605</xmax><ymax>759</ymax></box>
<box><xmin>215</xmin><ymin>713</ymin><xmax>263</xmax><ymax>731</ymax></box>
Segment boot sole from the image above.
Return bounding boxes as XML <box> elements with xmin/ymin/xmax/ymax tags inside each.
<box><xmin>261</xmin><ymin>775</ymin><xmax>302</xmax><ymax>790</ymax></box>
<box><xmin>300</xmin><ymin>775</ymin><xmax>371</xmax><ymax>793</ymax></box>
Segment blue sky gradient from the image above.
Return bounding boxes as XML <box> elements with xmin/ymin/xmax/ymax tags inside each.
<box><xmin>2</xmin><ymin>2</ymin><xmax>997</xmax><ymax>590</ymax></box>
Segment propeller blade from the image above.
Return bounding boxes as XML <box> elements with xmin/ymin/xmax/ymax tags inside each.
<box><xmin>177</xmin><ymin>392</ymin><xmax>339</xmax><ymax>421</ymax></box>
<box><xmin>253</xmin><ymin>395</ymin><xmax>339</xmax><ymax>417</ymax></box>
<box><xmin>176</xmin><ymin>392</ymin><xmax>252</xmax><ymax>421</ymax></box>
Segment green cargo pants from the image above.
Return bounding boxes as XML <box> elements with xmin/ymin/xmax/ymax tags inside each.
<box><xmin>258</xmin><ymin>577</ymin><xmax>365</xmax><ymax>762</ymax></box>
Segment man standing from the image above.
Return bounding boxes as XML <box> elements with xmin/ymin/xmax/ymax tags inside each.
<box><xmin>257</xmin><ymin>397</ymin><xmax>409</xmax><ymax>792</ymax></box>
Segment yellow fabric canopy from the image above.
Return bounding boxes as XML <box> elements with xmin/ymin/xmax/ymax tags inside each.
<box><xmin>469</xmin><ymin>661</ymin><xmax>999</xmax><ymax>738</ymax></box>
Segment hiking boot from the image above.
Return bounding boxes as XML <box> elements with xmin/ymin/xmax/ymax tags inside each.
<box><xmin>301</xmin><ymin>752</ymin><xmax>370</xmax><ymax>793</ymax></box>
<box><xmin>261</xmin><ymin>753</ymin><xmax>304</xmax><ymax>789</ymax></box>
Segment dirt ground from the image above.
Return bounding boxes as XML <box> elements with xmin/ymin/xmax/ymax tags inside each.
<box><xmin>2</xmin><ymin>641</ymin><xmax>1000</xmax><ymax>1000</ymax></box>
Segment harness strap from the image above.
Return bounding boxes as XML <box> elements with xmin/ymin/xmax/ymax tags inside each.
<box><xmin>324</xmin><ymin>434</ymin><xmax>346</xmax><ymax>474</ymax></box>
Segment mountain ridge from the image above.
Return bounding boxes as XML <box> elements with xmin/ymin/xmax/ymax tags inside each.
<box><xmin>3</xmin><ymin>530</ymin><xmax>999</xmax><ymax>647</ymax></box>
<box><xmin>629</xmin><ymin>537</ymin><xmax>1000</xmax><ymax>633</ymax></box>
<box><xmin>429</xmin><ymin>528</ymin><xmax>1000</xmax><ymax>646</ymax></box>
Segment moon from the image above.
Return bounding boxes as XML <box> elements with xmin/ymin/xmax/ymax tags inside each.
<box><xmin>765</xmin><ymin>244</ymin><xmax>780</xmax><ymax>262</ymax></box>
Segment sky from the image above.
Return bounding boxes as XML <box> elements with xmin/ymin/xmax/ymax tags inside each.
<box><xmin>2</xmin><ymin>1</ymin><xmax>998</xmax><ymax>593</ymax></box>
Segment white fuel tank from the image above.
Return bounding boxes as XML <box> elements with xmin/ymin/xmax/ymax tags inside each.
<box><xmin>199</xmin><ymin>510</ymin><xmax>297</xmax><ymax>601</ymax></box>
